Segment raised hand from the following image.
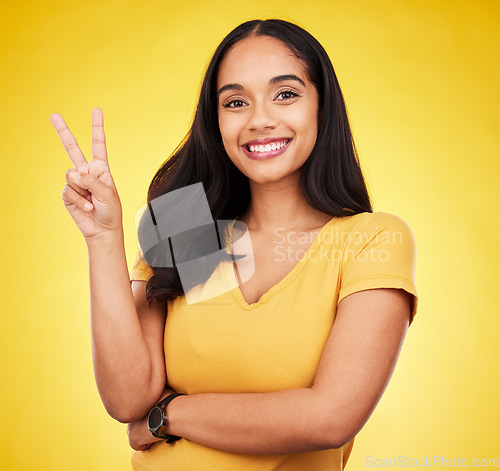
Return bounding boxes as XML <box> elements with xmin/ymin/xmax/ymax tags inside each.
<box><xmin>51</xmin><ymin>108</ymin><xmax>123</xmax><ymax>243</ymax></box>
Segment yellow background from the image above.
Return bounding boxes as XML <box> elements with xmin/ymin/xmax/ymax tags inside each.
<box><xmin>1</xmin><ymin>0</ymin><xmax>498</xmax><ymax>469</ymax></box>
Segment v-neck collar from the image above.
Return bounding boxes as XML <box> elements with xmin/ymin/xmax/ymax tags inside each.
<box><xmin>221</xmin><ymin>216</ymin><xmax>337</xmax><ymax>310</ymax></box>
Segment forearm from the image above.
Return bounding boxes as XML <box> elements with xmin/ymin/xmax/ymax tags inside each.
<box><xmin>87</xmin><ymin>230</ymin><xmax>156</xmax><ymax>420</ymax></box>
<box><xmin>166</xmin><ymin>388</ymin><xmax>337</xmax><ymax>455</ymax></box>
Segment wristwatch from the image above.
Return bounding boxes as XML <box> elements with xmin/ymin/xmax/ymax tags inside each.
<box><xmin>147</xmin><ymin>393</ymin><xmax>186</xmax><ymax>444</ymax></box>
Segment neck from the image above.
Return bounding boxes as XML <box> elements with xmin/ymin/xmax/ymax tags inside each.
<box><xmin>238</xmin><ymin>173</ymin><xmax>331</xmax><ymax>233</ymax></box>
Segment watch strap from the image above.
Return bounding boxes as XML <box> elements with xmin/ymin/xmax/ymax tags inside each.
<box><xmin>156</xmin><ymin>393</ymin><xmax>186</xmax><ymax>443</ymax></box>
<box><xmin>157</xmin><ymin>392</ymin><xmax>186</xmax><ymax>408</ymax></box>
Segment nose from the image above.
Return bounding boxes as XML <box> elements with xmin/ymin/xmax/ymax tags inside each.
<box><xmin>247</xmin><ymin>101</ymin><xmax>278</xmax><ymax>131</ymax></box>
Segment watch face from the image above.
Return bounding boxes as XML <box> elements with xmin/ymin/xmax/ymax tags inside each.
<box><xmin>148</xmin><ymin>406</ymin><xmax>163</xmax><ymax>432</ymax></box>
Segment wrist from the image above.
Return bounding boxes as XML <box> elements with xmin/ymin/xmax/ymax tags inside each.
<box><xmin>163</xmin><ymin>393</ymin><xmax>188</xmax><ymax>437</ymax></box>
<box><xmin>147</xmin><ymin>393</ymin><xmax>186</xmax><ymax>444</ymax></box>
<box><xmin>85</xmin><ymin>228</ymin><xmax>124</xmax><ymax>248</ymax></box>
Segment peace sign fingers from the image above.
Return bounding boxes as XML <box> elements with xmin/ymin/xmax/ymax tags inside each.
<box><xmin>54</xmin><ymin>108</ymin><xmax>124</xmax><ymax>242</ymax></box>
<box><xmin>91</xmin><ymin>107</ymin><xmax>108</xmax><ymax>163</ymax></box>
<box><xmin>50</xmin><ymin>112</ymin><xmax>88</xmax><ymax>170</ymax></box>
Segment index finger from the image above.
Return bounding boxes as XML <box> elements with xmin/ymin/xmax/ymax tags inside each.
<box><xmin>91</xmin><ymin>107</ymin><xmax>108</xmax><ymax>163</ymax></box>
<box><xmin>50</xmin><ymin>113</ymin><xmax>88</xmax><ymax>169</ymax></box>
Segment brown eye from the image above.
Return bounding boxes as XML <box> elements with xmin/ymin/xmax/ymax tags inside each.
<box><xmin>223</xmin><ymin>99</ymin><xmax>246</xmax><ymax>108</ymax></box>
<box><xmin>276</xmin><ymin>90</ymin><xmax>299</xmax><ymax>101</ymax></box>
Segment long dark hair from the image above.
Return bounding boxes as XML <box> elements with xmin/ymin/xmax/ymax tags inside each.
<box><xmin>137</xmin><ymin>18</ymin><xmax>372</xmax><ymax>306</ymax></box>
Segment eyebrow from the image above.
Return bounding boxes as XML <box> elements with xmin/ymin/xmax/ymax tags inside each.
<box><xmin>217</xmin><ymin>74</ymin><xmax>306</xmax><ymax>99</ymax></box>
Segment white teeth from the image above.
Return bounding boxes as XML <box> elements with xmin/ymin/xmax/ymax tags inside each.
<box><xmin>247</xmin><ymin>140</ymin><xmax>289</xmax><ymax>153</ymax></box>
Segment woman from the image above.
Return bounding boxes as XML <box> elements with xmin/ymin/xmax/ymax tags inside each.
<box><xmin>52</xmin><ymin>18</ymin><xmax>418</xmax><ymax>471</ymax></box>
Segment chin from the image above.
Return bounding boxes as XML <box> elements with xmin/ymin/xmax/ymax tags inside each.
<box><xmin>247</xmin><ymin>166</ymin><xmax>300</xmax><ymax>185</ymax></box>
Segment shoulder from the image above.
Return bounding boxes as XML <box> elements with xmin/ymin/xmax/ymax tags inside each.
<box><xmin>336</xmin><ymin>212</ymin><xmax>419</xmax><ymax>324</ymax></box>
<box><xmin>329</xmin><ymin>211</ymin><xmax>417</xmax><ymax>267</ymax></box>
<box><xmin>335</xmin><ymin>211</ymin><xmax>416</xmax><ymax>244</ymax></box>
<box><xmin>340</xmin><ymin>210</ymin><xmax>413</xmax><ymax>229</ymax></box>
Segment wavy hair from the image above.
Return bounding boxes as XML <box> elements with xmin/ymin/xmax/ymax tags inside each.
<box><xmin>136</xmin><ymin>18</ymin><xmax>372</xmax><ymax>306</ymax></box>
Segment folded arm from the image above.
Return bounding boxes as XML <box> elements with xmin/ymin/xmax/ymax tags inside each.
<box><xmin>130</xmin><ymin>288</ymin><xmax>412</xmax><ymax>455</ymax></box>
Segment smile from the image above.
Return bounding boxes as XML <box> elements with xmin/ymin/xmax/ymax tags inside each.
<box><xmin>242</xmin><ymin>138</ymin><xmax>292</xmax><ymax>160</ymax></box>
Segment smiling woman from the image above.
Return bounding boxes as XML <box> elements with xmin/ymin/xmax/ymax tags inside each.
<box><xmin>127</xmin><ymin>18</ymin><xmax>417</xmax><ymax>470</ymax></box>
<box><xmin>53</xmin><ymin>18</ymin><xmax>418</xmax><ymax>471</ymax></box>
<box><xmin>217</xmin><ymin>35</ymin><xmax>320</xmax><ymax>182</ymax></box>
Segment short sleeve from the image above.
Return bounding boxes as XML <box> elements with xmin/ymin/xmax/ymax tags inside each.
<box><xmin>338</xmin><ymin>212</ymin><xmax>418</xmax><ymax>325</ymax></box>
<box><xmin>130</xmin><ymin>248</ymin><xmax>154</xmax><ymax>282</ymax></box>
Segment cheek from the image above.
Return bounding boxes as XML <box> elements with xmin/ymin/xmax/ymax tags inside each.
<box><xmin>291</xmin><ymin>105</ymin><xmax>318</xmax><ymax>153</ymax></box>
<box><xmin>287</xmin><ymin>101</ymin><xmax>318</xmax><ymax>127</ymax></box>
<box><xmin>303</xmin><ymin>103</ymin><xmax>319</xmax><ymax>138</ymax></box>
<box><xmin>219</xmin><ymin>115</ymin><xmax>240</xmax><ymax>144</ymax></box>
<box><xmin>290</xmin><ymin>111</ymin><xmax>318</xmax><ymax>146</ymax></box>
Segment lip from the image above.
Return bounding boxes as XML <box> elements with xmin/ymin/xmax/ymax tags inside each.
<box><xmin>241</xmin><ymin>137</ymin><xmax>293</xmax><ymax>160</ymax></box>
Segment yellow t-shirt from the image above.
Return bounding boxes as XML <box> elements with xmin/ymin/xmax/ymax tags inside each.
<box><xmin>129</xmin><ymin>211</ymin><xmax>418</xmax><ymax>470</ymax></box>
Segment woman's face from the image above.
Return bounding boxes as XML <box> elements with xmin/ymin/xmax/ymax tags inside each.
<box><xmin>217</xmin><ymin>35</ymin><xmax>320</xmax><ymax>185</ymax></box>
